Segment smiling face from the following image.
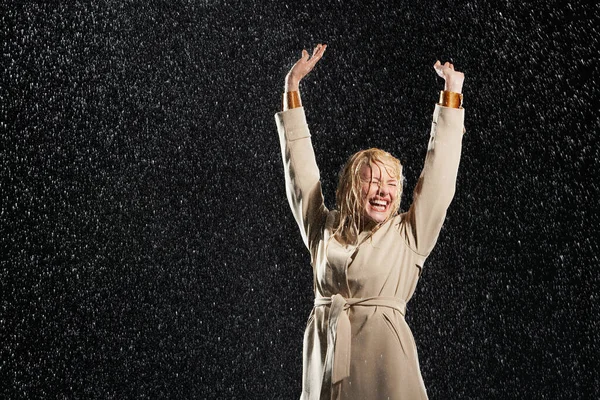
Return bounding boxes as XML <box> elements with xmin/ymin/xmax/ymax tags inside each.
<box><xmin>335</xmin><ymin>148</ymin><xmax>403</xmax><ymax>243</ymax></box>
<box><xmin>360</xmin><ymin>162</ymin><xmax>399</xmax><ymax>224</ymax></box>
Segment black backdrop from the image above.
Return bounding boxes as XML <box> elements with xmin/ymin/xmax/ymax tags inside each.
<box><xmin>3</xmin><ymin>1</ymin><xmax>599</xmax><ymax>398</ymax></box>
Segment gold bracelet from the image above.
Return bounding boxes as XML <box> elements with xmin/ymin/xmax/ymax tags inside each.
<box><xmin>283</xmin><ymin>91</ymin><xmax>302</xmax><ymax>111</ymax></box>
<box><xmin>438</xmin><ymin>90</ymin><xmax>463</xmax><ymax>109</ymax></box>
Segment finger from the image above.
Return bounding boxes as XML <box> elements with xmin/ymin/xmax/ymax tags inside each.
<box><xmin>301</xmin><ymin>49</ymin><xmax>309</xmax><ymax>61</ymax></box>
<box><xmin>310</xmin><ymin>45</ymin><xmax>326</xmax><ymax>65</ymax></box>
<box><xmin>313</xmin><ymin>44</ymin><xmax>326</xmax><ymax>60</ymax></box>
<box><xmin>312</xmin><ymin>44</ymin><xmax>320</xmax><ymax>57</ymax></box>
<box><xmin>319</xmin><ymin>44</ymin><xmax>327</xmax><ymax>57</ymax></box>
<box><xmin>312</xmin><ymin>48</ymin><xmax>324</xmax><ymax>62</ymax></box>
<box><xmin>434</xmin><ymin>60</ymin><xmax>443</xmax><ymax>76</ymax></box>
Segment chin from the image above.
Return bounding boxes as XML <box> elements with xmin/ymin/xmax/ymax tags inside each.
<box><xmin>366</xmin><ymin>212</ymin><xmax>390</xmax><ymax>224</ymax></box>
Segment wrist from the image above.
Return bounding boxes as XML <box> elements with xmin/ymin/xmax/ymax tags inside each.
<box><xmin>285</xmin><ymin>76</ymin><xmax>300</xmax><ymax>92</ymax></box>
<box><xmin>444</xmin><ymin>79</ymin><xmax>463</xmax><ymax>94</ymax></box>
<box><xmin>445</xmin><ymin>85</ymin><xmax>463</xmax><ymax>94</ymax></box>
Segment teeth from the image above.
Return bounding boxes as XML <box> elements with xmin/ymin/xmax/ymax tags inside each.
<box><xmin>370</xmin><ymin>199</ymin><xmax>388</xmax><ymax>212</ymax></box>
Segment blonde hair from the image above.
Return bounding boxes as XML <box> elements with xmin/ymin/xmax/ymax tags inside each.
<box><xmin>333</xmin><ymin>148</ymin><xmax>403</xmax><ymax>245</ymax></box>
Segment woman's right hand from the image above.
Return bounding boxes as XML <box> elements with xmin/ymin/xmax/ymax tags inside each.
<box><xmin>285</xmin><ymin>44</ymin><xmax>327</xmax><ymax>92</ymax></box>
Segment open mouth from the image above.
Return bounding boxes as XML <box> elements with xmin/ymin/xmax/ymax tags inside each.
<box><xmin>369</xmin><ymin>199</ymin><xmax>389</xmax><ymax>212</ymax></box>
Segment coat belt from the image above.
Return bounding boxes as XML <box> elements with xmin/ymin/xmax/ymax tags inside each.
<box><xmin>314</xmin><ymin>294</ymin><xmax>407</xmax><ymax>385</ymax></box>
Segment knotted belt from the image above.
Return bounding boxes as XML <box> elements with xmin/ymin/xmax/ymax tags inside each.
<box><xmin>314</xmin><ymin>294</ymin><xmax>407</xmax><ymax>384</ymax></box>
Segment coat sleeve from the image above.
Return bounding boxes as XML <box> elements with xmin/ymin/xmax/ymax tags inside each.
<box><xmin>275</xmin><ymin>107</ymin><xmax>328</xmax><ymax>254</ymax></box>
<box><xmin>400</xmin><ymin>104</ymin><xmax>465</xmax><ymax>257</ymax></box>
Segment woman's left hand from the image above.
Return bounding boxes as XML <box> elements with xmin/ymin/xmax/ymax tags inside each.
<box><xmin>434</xmin><ymin>61</ymin><xmax>464</xmax><ymax>94</ymax></box>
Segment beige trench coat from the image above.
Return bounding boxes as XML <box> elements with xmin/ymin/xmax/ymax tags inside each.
<box><xmin>275</xmin><ymin>104</ymin><xmax>465</xmax><ymax>400</ymax></box>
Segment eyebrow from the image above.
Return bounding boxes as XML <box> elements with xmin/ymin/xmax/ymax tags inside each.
<box><xmin>369</xmin><ymin>178</ymin><xmax>398</xmax><ymax>183</ymax></box>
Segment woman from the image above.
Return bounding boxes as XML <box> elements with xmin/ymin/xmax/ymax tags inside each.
<box><xmin>275</xmin><ymin>44</ymin><xmax>465</xmax><ymax>400</ymax></box>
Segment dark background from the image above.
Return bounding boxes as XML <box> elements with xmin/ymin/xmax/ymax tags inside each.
<box><xmin>2</xmin><ymin>0</ymin><xmax>598</xmax><ymax>398</ymax></box>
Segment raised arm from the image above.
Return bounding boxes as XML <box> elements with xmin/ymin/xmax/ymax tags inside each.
<box><xmin>402</xmin><ymin>61</ymin><xmax>465</xmax><ymax>256</ymax></box>
<box><xmin>275</xmin><ymin>44</ymin><xmax>328</xmax><ymax>253</ymax></box>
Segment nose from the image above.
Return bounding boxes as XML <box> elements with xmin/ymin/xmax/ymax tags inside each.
<box><xmin>377</xmin><ymin>182</ymin><xmax>389</xmax><ymax>196</ymax></box>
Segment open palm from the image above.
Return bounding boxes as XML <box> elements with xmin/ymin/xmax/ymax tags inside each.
<box><xmin>285</xmin><ymin>44</ymin><xmax>327</xmax><ymax>91</ymax></box>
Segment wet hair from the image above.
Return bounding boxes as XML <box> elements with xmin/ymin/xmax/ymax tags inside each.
<box><xmin>333</xmin><ymin>148</ymin><xmax>403</xmax><ymax>245</ymax></box>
